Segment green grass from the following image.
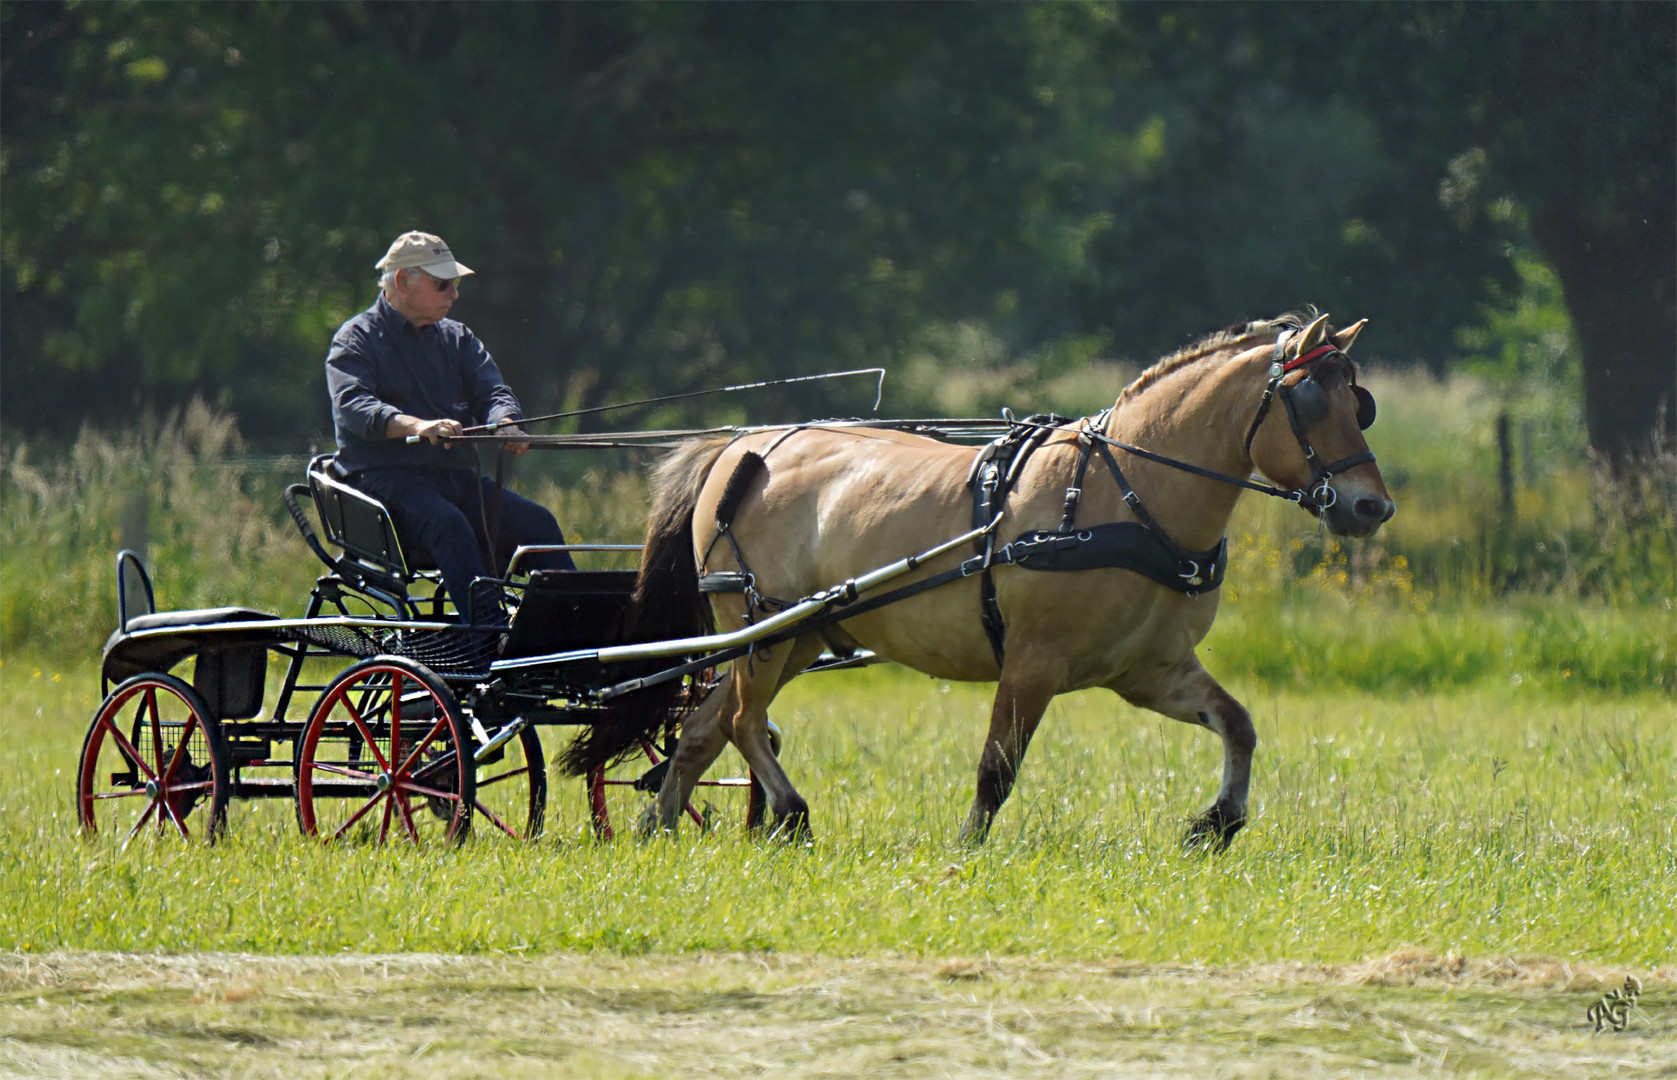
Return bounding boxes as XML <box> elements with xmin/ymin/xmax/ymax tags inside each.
<box><xmin>4</xmin><ymin>659</ymin><xmax>1672</xmax><ymax>966</ymax></box>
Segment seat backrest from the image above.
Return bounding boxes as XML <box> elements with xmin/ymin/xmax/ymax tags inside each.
<box><xmin>115</xmin><ymin>549</ymin><xmax>155</xmax><ymax>631</ymax></box>
<box><xmin>306</xmin><ymin>454</ymin><xmax>414</xmax><ymax>581</ymax></box>
<box><xmin>500</xmin><ymin>569</ymin><xmax>639</xmax><ymax>657</ymax></box>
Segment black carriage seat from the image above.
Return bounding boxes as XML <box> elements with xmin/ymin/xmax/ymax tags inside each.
<box><xmin>104</xmin><ymin>549</ymin><xmax>275</xmax><ymax>719</ymax></box>
<box><xmin>499</xmin><ymin>569</ymin><xmax>640</xmax><ymax>659</ymax></box>
<box><xmin>287</xmin><ymin>453</ymin><xmax>450</xmax><ymax>617</ymax></box>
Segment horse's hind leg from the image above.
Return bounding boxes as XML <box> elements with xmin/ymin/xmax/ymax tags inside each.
<box><xmin>641</xmin><ymin>679</ymin><xmax>734</xmax><ymax>835</ymax></box>
<box><xmin>732</xmin><ymin>634</ymin><xmax>824</xmax><ymax>841</ymax></box>
<box><xmin>1114</xmin><ymin>655</ymin><xmax>1255</xmax><ymax>851</ymax></box>
<box><xmin>959</xmin><ymin>667</ymin><xmax>1058</xmax><ymax>845</ymax></box>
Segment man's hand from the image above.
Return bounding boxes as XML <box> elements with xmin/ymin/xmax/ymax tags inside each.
<box><xmin>390</xmin><ymin>415</ymin><xmax>463</xmax><ymax>445</ymax></box>
<box><xmin>498</xmin><ymin>423</ymin><xmax>531</xmax><ymax>455</ymax></box>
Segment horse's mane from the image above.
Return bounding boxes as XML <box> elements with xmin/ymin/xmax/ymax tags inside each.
<box><xmin>1116</xmin><ymin>307</ymin><xmax>1321</xmax><ymax>405</ymax></box>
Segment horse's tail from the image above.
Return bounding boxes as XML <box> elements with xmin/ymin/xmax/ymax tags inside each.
<box><xmin>556</xmin><ymin>435</ymin><xmax>732</xmax><ymax>778</ymax></box>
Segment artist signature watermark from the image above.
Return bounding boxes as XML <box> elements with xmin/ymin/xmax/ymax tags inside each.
<box><xmin>1586</xmin><ymin>976</ymin><xmax>1643</xmax><ymax>1033</ymax></box>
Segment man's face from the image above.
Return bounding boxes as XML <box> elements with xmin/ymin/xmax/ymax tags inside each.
<box><xmin>390</xmin><ymin>266</ymin><xmax>460</xmax><ymax>327</ymax></box>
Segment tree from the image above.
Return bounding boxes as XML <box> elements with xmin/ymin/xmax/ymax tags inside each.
<box><xmin>2</xmin><ymin>2</ymin><xmax>1146</xmax><ymax>442</ymax></box>
<box><xmin>1235</xmin><ymin>2</ymin><xmax>1675</xmax><ymax>469</ymax></box>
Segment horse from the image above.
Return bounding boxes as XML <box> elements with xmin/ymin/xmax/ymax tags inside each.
<box><xmin>561</xmin><ymin>310</ymin><xmax>1394</xmax><ymax>849</ymax></box>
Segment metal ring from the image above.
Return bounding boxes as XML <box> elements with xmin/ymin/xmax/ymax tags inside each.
<box><xmin>1310</xmin><ymin>480</ymin><xmax>1338</xmax><ymax>510</ymax></box>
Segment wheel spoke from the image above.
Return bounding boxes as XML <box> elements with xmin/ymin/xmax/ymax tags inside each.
<box><xmin>147</xmin><ymin>688</ymin><xmax>167</xmax><ymax>780</ymax></box>
<box><xmin>304</xmin><ymin>760</ymin><xmax>379</xmax><ymax>783</ymax></box>
<box><xmin>393</xmin><ymin>792</ymin><xmax>421</xmax><ymax>842</ymax></box>
<box><xmin>103</xmin><ymin>717</ymin><xmax>158</xmax><ymax>785</ymax></box>
<box><xmin>90</xmin><ymin>788</ymin><xmax>150</xmax><ymax>801</ymax></box>
<box><xmin>327</xmin><ymin>791</ymin><xmax>387</xmax><ymax>843</ymax></box>
<box><xmin>395</xmin><ymin>779</ymin><xmax>460</xmax><ymax>803</ymax></box>
<box><xmin>474</xmin><ymin>799</ymin><xmax>522</xmax><ymax>840</ymax></box>
<box><xmin>394</xmin><ymin>715</ymin><xmax>450</xmax><ymax>778</ymax></box>
<box><xmin>476</xmin><ymin>764</ymin><xmax>530</xmax><ymax>789</ymax></box>
<box><xmin>379</xmin><ymin>792</ymin><xmax>395</xmax><ymax>845</ymax></box>
<box><xmin>161</xmin><ymin>795</ymin><xmax>192</xmax><ymax>839</ymax></box>
<box><xmin>387</xmin><ymin>673</ymin><xmax>404</xmax><ymax>787</ymax></box>
<box><xmin>123</xmin><ymin>799</ymin><xmax>159</xmax><ymax>847</ymax></box>
<box><xmin>160</xmin><ymin>714</ymin><xmax>200</xmax><ymax>783</ymax></box>
<box><xmin>340</xmin><ymin>694</ymin><xmax>391</xmax><ymax>773</ymax></box>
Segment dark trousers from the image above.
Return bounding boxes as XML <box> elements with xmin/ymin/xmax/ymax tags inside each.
<box><xmin>353</xmin><ymin>467</ymin><xmax>575</xmax><ymax>623</ymax></box>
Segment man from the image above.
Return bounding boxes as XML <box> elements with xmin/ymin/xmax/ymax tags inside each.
<box><xmin>325</xmin><ymin>230</ymin><xmax>573</xmax><ymax>626</ymax></box>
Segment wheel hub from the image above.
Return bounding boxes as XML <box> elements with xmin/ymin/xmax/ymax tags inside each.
<box><xmin>375</xmin><ymin>771</ymin><xmax>395</xmax><ymax>793</ymax></box>
<box><xmin>144</xmin><ymin>779</ymin><xmax>161</xmax><ymax>800</ymax></box>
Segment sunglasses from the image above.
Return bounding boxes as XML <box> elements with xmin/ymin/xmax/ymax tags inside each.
<box><xmin>409</xmin><ymin>267</ymin><xmax>460</xmax><ymax>293</ymax></box>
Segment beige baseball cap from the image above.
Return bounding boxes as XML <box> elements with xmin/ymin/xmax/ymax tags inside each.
<box><xmin>374</xmin><ymin>231</ymin><xmax>475</xmax><ymax>278</ymax></box>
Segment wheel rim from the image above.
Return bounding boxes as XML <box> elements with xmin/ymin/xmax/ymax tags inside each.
<box><xmin>296</xmin><ymin>660</ymin><xmax>473</xmax><ymax>845</ymax></box>
<box><xmin>78</xmin><ymin>675</ymin><xmax>226</xmax><ymax>845</ymax></box>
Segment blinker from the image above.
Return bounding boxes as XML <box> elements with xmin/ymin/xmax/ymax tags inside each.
<box><xmin>1284</xmin><ymin>378</ymin><xmax>1329</xmax><ymax>429</ymax></box>
<box><xmin>1352</xmin><ymin>384</ymin><xmax>1376</xmax><ymax>430</ymax></box>
<box><xmin>1284</xmin><ymin>378</ymin><xmax>1377</xmax><ymax>431</ymax></box>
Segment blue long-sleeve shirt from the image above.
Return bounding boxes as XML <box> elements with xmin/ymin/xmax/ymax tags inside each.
<box><xmin>325</xmin><ymin>294</ymin><xmax>523</xmax><ymax>474</ymax></box>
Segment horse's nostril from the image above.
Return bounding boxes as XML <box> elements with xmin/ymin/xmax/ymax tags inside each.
<box><xmin>1355</xmin><ymin>497</ymin><xmax>1391</xmax><ymax>523</ymax></box>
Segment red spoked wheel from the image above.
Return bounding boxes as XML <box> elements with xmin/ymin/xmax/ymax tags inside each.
<box><xmin>78</xmin><ymin>673</ymin><xmax>229</xmax><ymax>845</ymax></box>
<box><xmin>471</xmin><ymin>723</ymin><xmax>546</xmax><ymax>841</ymax></box>
<box><xmin>296</xmin><ymin>657</ymin><xmax>474</xmax><ymax>845</ymax></box>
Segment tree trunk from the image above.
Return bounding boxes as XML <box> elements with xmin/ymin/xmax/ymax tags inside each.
<box><xmin>1530</xmin><ymin>199</ymin><xmax>1677</xmax><ymax>471</ymax></box>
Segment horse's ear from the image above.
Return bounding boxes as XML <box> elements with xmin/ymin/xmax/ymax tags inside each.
<box><xmin>1332</xmin><ymin>318</ymin><xmax>1368</xmax><ymax>353</ymax></box>
<box><xmin>1295</xmin><ymin>313</ymin><xmax>1331</xmax><ymax>355</ymax></box>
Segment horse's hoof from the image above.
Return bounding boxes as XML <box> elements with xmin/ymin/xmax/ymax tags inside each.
<box><xmin>768</xmin><ymin>811</ymin><xmax>812</xmax><ymax>846</ymax></box>
<box><xmin>1183</xmin><ymin>806</ymin><xmax>1245</xmax><ymax>853</ymax></box>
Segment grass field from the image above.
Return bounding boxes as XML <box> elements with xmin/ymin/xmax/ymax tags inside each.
<box><xmin>3</xmin><ymin>654</ymin><xmax>1673</xmax><ymax>1074</ymax></box>
<box><xmin>2</xmin><ymin>374</ymin><xmax>1674</xmax><ymax>1073</ymax></box>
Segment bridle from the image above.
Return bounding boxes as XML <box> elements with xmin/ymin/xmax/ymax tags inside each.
<box><xmin>1240</xmin><ymin>331</ymin><xmax>1378</xmax><ymax>511</ymax></box>
<box><xmin>998</xmin><ymin>325</ymin><xmax>1379</xmax><ymax>515</ymax></box>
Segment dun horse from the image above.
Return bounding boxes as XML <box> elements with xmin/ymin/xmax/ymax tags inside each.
<box><xmin>565</xmin><ymin>311</ymin><xmax>1394</xmax><ymax>848</ymax></box>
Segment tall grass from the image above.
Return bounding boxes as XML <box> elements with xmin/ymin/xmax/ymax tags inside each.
<box><xmin>2</xmin><ymin>372</ymin><xmax>1671</xmax><ymax>693</ymax></box>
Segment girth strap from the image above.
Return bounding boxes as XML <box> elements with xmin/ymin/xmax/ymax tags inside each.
<box><xmin>968</xmin><ymin>414</ymin><xmax>1071</xmax><ymax>665</ymax></box>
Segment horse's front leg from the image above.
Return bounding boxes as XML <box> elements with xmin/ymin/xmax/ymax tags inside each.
<box><xmin>959</xmin><ymin>668</ymin><xmax>1058</xmax><ymax>845</ymax></box>
<box><xmin>1114</xmin><ymin>654</ymin><xmax>1255</xmax><ymax>851</ymax></box>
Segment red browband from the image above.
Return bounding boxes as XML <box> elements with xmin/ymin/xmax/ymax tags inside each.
<box><xmin>1282</xmin><ymin>343</ymin><xmax>1339</xmax><ymax>372</ymax></box>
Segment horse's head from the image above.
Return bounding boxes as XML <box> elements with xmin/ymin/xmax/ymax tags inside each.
<box><xmin>1245</xmin><ymin>313</ymin><xmax>1395</xmax><ymax>538</ymax></box>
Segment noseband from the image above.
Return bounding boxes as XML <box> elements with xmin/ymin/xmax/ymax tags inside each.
<box><xmin>1242</xmin><ymin>334</ymin><xmax>1378</xmax><ymax>511</ymax></box>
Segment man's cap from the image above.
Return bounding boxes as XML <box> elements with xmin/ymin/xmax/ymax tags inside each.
<box><xmin>375</xmin><ymin>231</ymin><xmax>475</xmax><ymax>278</ymax></box>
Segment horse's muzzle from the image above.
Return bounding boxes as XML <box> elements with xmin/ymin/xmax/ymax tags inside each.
<box><xmin>1324</xmin><ymin>491</ymin><xmax>1395</xmax><ymax>537</ymax></box>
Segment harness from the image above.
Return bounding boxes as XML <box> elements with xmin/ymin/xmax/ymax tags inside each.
<box><xmin>966</xmin><ymin>412</ymin><xmax>1228</xmax><ymax>664</ymax></box>
<box><xmin>693</xmin><ymin>324</ymin><xmax>1378</xmax><ymax>671</ymax></box>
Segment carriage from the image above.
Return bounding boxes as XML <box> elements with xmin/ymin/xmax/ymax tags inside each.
<box><xmin>78</xmin><ymin>310</ymin><xmax>1392</xmax><ymax>850</ymax></box>
<box><xmin>78</xmin><ymin>439</ymin><xmax>936</xmax><ymax>848</ymax></box>
<box><xmin>79</xmin><ymin>452</ymin><xmax>788</xmax><ymax>847</ymax></box>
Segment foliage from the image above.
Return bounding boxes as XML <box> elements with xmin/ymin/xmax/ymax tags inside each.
<box><xmin>4</xmin><ymin>3</ymin><xmax>1669</xmax><ymax>463</ymax></box>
